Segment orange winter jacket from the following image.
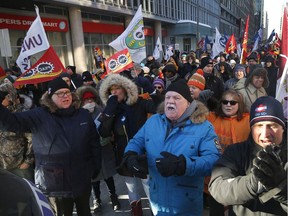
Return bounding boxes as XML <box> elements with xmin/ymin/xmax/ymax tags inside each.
<box><xmin>207</xmin><ymin>112</ymin><xmax>251</xmax><ymax>152</ymax></box>
<box><xmin>204</xmin><ymin>112</ymin><xmax>250</xmax><ymax>194</ymax></box>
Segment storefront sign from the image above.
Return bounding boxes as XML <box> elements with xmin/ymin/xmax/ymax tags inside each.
<box><xmin>0</xmin><ymin>14</ymin><xmax>68</xmax><ymax>32</ymax></box>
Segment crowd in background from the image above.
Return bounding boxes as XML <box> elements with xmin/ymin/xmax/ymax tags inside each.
<box><xmin>0</xmin><ymin>46</ymin><xmax>286</xmax><ymax>216</ymax></box>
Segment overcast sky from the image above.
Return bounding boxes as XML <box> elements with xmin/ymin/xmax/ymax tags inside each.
<box><xmin>264</xmin><ymin>0</ymin><xmax>287</xmax><ymax>35</ymax></box>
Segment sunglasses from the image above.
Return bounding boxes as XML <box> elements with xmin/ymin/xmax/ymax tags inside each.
<box><xmin>222</xmin><ymin>100</ymin><xmax>238</xmax><ymax>105</ymax></box>
<box><xmin>154</xmin><ymin>86</ymin><xmax>163</xmax><ymax>89</ymax></box>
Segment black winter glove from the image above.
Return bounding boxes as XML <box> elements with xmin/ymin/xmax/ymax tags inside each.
<box><xmin>251</xmin><ymin>145</ymin><xmax>286</xmax><ymax>190</ymax></box>
<box><xmin>103</xmin><ymin>95</ymin><xmax>119</xmax><ymax>116</ymax></box>
<box><xmin>123</xmin><ymin>151</ymin><xmax>148</xmax><ymax>179</ymax></box>
<box><xmin>156</xmin><ymin>151</ymin><xmax>186</xmax><ymax>177</ymax></box>
<box><xmin>0</xmin><ymin>91</ymin><xmax>8</xmax><ymax>104</ymax></box>
<box><xmin>199</xmin><ymin>89</ymin><xmax>214</xmax><ymax>103</ymax></box>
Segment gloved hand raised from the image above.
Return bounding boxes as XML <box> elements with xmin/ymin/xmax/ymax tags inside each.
<box><xmin>251</xmin><ymin>145</ymin><xmax>286</xmax><ymax>190</ymax></box>
<box><xmin>156</xmin><ymin>151</ymin><xmax>186</xmax><ymax>177</ymax></box>
<box><xmin>123</xmin><ymin>151</ymin><xmax>148</xmax><ymax>179</ymax></box>
<box><xmin>0</xmin><ymin>91</ymin><xmax>8</xmax><ymax>105</ymax></box>
<box><xmin>103</xmin><ymin>95</ymin><xmax>119</xmax><ymax>116</ymax></box>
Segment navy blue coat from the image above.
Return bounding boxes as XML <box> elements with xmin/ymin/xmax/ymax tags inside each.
<box><xmin>0</xmin><ymin>105</ymin><xmax>101</xmax><ymax>198</ymax></box>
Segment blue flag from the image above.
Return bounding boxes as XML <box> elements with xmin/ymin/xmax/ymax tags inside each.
<box><xmin>24</xmin><ymin>179</ymin><xmax>55</xmax><ymax>216</ymax></box>
<box><xmin>265</xmin><ymin>29</ymin><xmax>275</xmax><ymax>48</ymax></box>
<box><xmin>204</xmin><ymin>35</ymin><xmax>210</xmax><ymax>52</ymax></box>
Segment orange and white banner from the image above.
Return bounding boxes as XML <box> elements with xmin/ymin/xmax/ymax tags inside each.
<box><xmin>104</xmin><ymin>49</ymin><xmax>133</xmax><ymax>75</ymax></box>
<box><xmin>14</xmin><ymin>46</ymin><xmax>65</xmax><ymax>86</ymax></box>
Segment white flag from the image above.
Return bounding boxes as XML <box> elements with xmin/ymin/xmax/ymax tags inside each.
<box><xmin>211</xmin><ymin>27</ymin><xmax>225</xmax><ymax>58</ymax></box>
<box><xmin>237</xmin><ymin>43</ymin><xmax>242</xmax><ymax>58</ymax></box>
<box><xmin>164</xmin><ymin>45</ymin><xmax>173</xmax><ymax>61</ymax></box>
<box><xmin>109</xmin><ymin>5</ymin><xmax>146</xmax><ymax>63</ymax></box>
<box><xmin>16</xmin><ymin>6</ymin><xmax>50</xmax><ymax>73</ymax></box>
<box><xmin>153</xmin><ymin>37</ymin><xmax>163</xmax><ymax>60</ymax></box>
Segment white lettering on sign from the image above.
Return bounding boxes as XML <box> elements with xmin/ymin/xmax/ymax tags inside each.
<box><xmin>22</xmin><ymin>20</ymin><xmax>33</xmax><ymax>25</ymax></box>
<box><xmin>0</xmin><ymin>18</ymin><xmax>21</xmax><ymax>25</ymax></box>
<box><xmin>0</xmin><ymin>19</ymin><xmax>59</xmax><ymax>28</ymax></box>
<box><xmin>43</xmin><ymin>22</ymin><xmax>58</xmax><ymax>27</ymax></box>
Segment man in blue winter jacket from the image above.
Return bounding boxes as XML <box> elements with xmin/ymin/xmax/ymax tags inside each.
<box><xmin>122</xmin><ymin>79</ymin><xmax>221</xmax><ymax>216</ymax></box>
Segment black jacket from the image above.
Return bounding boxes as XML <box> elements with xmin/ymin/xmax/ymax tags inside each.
<box><xmin>0</xmin><ymin>95</ymin><xmax>101</xmax><ymax>198</ymax></box>
<box><xmin>209</xmin><ymin>136</ymin><xmax>287</xmax><ymax>216</ymax></box>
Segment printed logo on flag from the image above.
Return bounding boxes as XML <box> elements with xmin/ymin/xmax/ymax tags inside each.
<box><xmin>108</xmin><ymin>59</ymin><xmax>118</xmax><ymax>71</ymax></box>
<box><xmin>118</xmin><ymin>54</ymin><xmax>129</xmax><ymax>65</ymax></box>
<box><xmin>14</xmin><ymin>46</ymin><xmax>66</xmax><ymax>86</ymax></box>
<box><xmin>125</xmin><ymin>20</ymin><xmax>145</xmax><ymax>50</ymax></box>
<box><xmin>104</xmin><ymin>49</ymin><xmax>133</xmax><ymax>75</ymax></box>
<box><xmin>219</xmin><ymin>36</ymin><xmax>227</xmax><ymax>47</ymax></box>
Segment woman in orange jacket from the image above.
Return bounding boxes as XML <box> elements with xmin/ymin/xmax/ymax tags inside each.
<box><xmin>205</xmin><ymin>89</ymin><xmax>250</xmax><ymax>216</ymax></box>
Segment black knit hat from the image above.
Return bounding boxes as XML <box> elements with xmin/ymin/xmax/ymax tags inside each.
<box><xmin>250</xmin><ymin>96</ymin><xmax>286</xmax><ymax>129</ymax></box>
<box><xmin>162</xmin><ymin>64</ymin><xmax>177</xmax><ymax>74</ymax></box>
<box><xmin>166</xmin><ymin>79</ymin><xmax>193</xmax><ymax>102</ymax></box>
<box><xmin>59</xmin><ymin>72</ymin><xmax>71</xmax><ymax>79</ymax></box>
<box><xmin>200</xmin><ymin>57</ymin><xmax>213</xmax><ymax>69</ymax></box>
<box><xmin>66</xmin><ymin>65</ymin><xmax>76</xmax><ymax>74</ymax></box>
<box><xmin>247</xmin><ymin>52</ymin><xmax>258</xmax><ymax>61</ymax></box>
<box><xmin>82</xmin><ymin>71</ymin><xmax>93</xmax><ymax>82</ymax></box>
<box><xmin>47</xmin><ymin>77</ymin><xmax>69</xmax><ymax>97</ymax></box>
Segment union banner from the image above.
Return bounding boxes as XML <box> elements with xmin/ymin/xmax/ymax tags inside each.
<box><xmin>104</xmin><ymin>48</ymin><xmax>133</xmax><ymax>76</ymax></box>
<box><xmin>13</xmin><ymin>46</ymin><xmax>66</xmax><ymax>86</ymax></box>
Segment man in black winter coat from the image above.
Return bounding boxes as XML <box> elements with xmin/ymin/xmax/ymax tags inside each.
<box><xmin>209</xmin><ymin>96</ymin><xmax>287</xmax><ymax>216</ymax></box>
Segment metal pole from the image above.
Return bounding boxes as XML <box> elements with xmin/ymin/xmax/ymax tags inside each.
<box><xmin>196</xmin><ymin>0</ymin><xmax>199</xmax><ymax>43</ymax></box>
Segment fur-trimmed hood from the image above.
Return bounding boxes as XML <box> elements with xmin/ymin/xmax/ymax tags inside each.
<box><xmin>76</xmin><ymin>85</ymin><xmax>101</xmax><ymax>106</ymax></box>
<box><xmin>40</xmin><ymin>91</ymin><xmax>80</xmax><ymax>113</ymax></box>
<box><xmin>99</xmin><ymin>74</ymin><xmax>138</xmax><ymax>106</ymax></box>
<box><xmin>157</xmin><ymin>100</ymin><xmax>209</xmax><ymax>124</ymax></box>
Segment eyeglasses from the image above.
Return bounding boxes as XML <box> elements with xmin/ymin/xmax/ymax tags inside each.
<box><xmin>54</xmin><ymin>91</ymin><xmax>72</xmax><ymax>98</ymax></box>
<box><xmin>221</xmin><ymin>100</ymin><xmax>238</xmax><ymax>105</ymax></box>
<box><xmin>154</xmin><ymin>86</ymin><xmax>163</xmax><ymax>90</ymax></box>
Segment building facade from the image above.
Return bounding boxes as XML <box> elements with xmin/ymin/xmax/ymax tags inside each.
<box><xmin>0</xmin><ymin>0</ymin><xmax>255</xmax><ymax>73</ymax></box>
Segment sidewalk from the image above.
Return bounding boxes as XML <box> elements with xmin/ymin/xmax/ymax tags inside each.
<box><xmin>73</xmin><ymin>174</ymin><xmax>209</xmax><ymax>216</ymax></box>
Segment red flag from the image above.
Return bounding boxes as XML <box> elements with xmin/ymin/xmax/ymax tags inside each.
<box><xmin>240</xmin><ymin>15</ymin><xmax>250</xmax><ymax>64</ymax></box>
<box><xmin>279</xmin><ymin>7</ymin><xmax>288</xmax><ymax>78</ymax></box>
<box><xmin>197</xmin><ymin>38</ymin><xmax>204</xmax><ymax>50</ymax></box>
<box><xmin>13</xmin><ymin>46</ymin><xmax>66</xmax><ymax>86</ymax></box>
<box><xmin>225</xmin><ymin>34</ymin><xmax>237</xmax><ymax>54</ymax></box>
<box><xmin>0</xmin><ymin>66</ymin><xmax>7</xmax><ymax>80</ymax></box>
<box><xmin>104</xmin><ymin>49</ymin><xmax>133</xmax><ymax>76</ymax></box>
<box><xmin>268</xmin><ymin>33</ymin><xmax>281</xmax><ymax>58</ymax></box>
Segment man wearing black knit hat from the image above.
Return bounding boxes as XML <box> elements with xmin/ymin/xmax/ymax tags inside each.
<box><xmin>122</xmin><ymin>79</ymin><xmax>221</xmax><ymax>215</ymax></box>
<box><xmin>66</xmin><ymin>65</ymin><xmax>83</xmax><ymax>89</ymax></box>
<box><xmin>200</xmin><ymin>56</ymin><xmax>224</xmax><ymax>102</ymax></box>
<box><xmin>209</xmin><ymin>96</ymin><xmax>287</xmax><ymax>216</ymax></box>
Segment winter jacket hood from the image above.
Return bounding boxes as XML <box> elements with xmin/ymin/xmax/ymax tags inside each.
<box><xmin>99</xmin><ymin>74</ymin><xmax>138</xmax><ymax>106</ymax></box>
<box><xmin>40</xmin><ymin>91</ymin><xmax>80</xmax><ymax>113</ymax></box>
<box><xmin>76</xmin><ymin>85</ymin><xmax>101</xmax><ymax>106</ymax></box>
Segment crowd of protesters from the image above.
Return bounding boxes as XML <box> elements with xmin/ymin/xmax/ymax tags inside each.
<box><xmin>0</xmin><ymin>46</ymin><xmax>286</xmax><ymax>216</ymax></box>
